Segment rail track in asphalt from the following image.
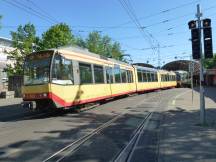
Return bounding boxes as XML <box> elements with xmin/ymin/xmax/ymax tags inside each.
<box><xmin>42</xmin><ymin>111</ymin><xmax>128</xmax><ymax>162</ymax></box>
<box><xmin>41</xmin><ymin>91</ymin><xmax>162</xmax><ymax>162</ymax></box>
<box><xmin>113</xmin><ymin>112</ymin><xmax>153</xmax><ymax>162</ymax></box>
<box><xmin>42</xmin><ymin>111</ymin><xmax>153</xmax><ymax>162</ymax></box>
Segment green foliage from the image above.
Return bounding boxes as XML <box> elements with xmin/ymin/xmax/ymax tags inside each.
<box><xmin>86</xmin><ymin>31</ymin><xmax>123</xmax><ymax>60</ymax></box>
<box><xmin>41</xmin><ymin>23</ymin><xmax>75</xmax><ymax>49</ymax></box>
<box><xmin>111</xmin><ymin>42</ymin><xmax>123</xmax><ymax>60</ymax></box>
<box><xmin>5</xmin><ymin>23</ymin><xmax>39</xmax><ymax>76</ymax></box>
<box><xmin>99</xmin><ymin>35</ymin><xmax>112</xmax><ymax>57</ymax></box>
<box><xmin>203</xmin><ymin>54</ymin><xmax>216</xmax><ymax>69</ymax></box>
<box><xmin>75</xmin><ymin>37</ymin><xmax>87</xmax><ymax>48</ymax></box>
<box><xmin>86</xmin><ymin>31</ymin><xmax>101</xmax><ymax>54</ymax></box>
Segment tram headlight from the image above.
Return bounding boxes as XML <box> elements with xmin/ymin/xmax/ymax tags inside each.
<box><xmin>43</xmin><ymin>93</ymin><xmax>47</xmax><ymax>97</ymax></box>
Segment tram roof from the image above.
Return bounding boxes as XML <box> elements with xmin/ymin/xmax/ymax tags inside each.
<box><xmin>133</xmin><ymin>65</ymin><xmax>158</xmax><ymax>72</ymax></box>
<box><xmin>54</xmin><ymin>46</ymin><xmax>130</xmax><ymax>66</ymax></box>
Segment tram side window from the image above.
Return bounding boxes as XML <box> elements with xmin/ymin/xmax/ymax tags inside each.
<box><xmin>173</xmin><ymin>75</ymin><xmax>175</xmax><ymax>81</ymax></box>
<box><xmin>147</xmin><ymin>72</ymin><xmax>151</xmax><ymax>82</ymax></box>
<box><xmin>151</xmin><ymin>73</ymin><xmax>155</xmax><ymax>82</ymax></box>
<box><xmin>129</xmin><ymin>71</ymin><xmax>134</xmax><ymax>83</ymax></box>
<box><xmin>121</xmin><ymin>69</ymin><xmax>127</xmax><ymax>83</ymax></box>
<box><xmin>169</xmin><ymin>75</ymin><xmax>172</xmax><ymax>81</ymax></box>
<box><xmin>137</xmin><ymin>70</ymin><xmax>143</xmax><ymax>82</ymax></box>
<box><xmin>94</xmin><ymin>65</ymin><xmax>104</xmax><ymax>84</ymax></box>
<box><xmin>106</xmin><ymin>67</ymin><xmax>113</xmax><ymax>84</ymax></box>
<box><xmin>114</xmin><ymin>66</ymin><xmax>121</xmax><ymax>83</ymax></box>
<box><xmin>127</xmin><ymin>70</ymin><xmax>132</xmax><ymax>83</ymax></box>
<box><xmin>165</xmin><ymin>75</ymin><xmax>168</xmax><ymax>82</ymax></box>
<box><xmin>162</xmin><ymin>75</ymin><xmax>165</xmax><ymax>82</ymax></box>
<box><xmin>127</xmin><ymin>70</ymin><xmax>130</xmax><ymax>83</ymax></box>
<box><xmin>79</xmin><ymin>63</ymin><xmax>93</xmax><ymax>84</ymax></box>
<box><xmin>142</xmin><ymin>71</ymin><xmax>148</xmax><ymax>82</ymax></box>
<box><xmin>52</xmin><ymin>54</ymin><xmax>73</xmax><ymax>85</ymax></box>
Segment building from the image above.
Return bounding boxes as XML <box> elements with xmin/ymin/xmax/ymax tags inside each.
<box><xmin>0</xmin><ymin>37</ymin><xmax>15</xmax><ymax>91</ymax></box>
<box><xmin>205</xmin><ymin>68</ymin><xmax>216</xmax><ymax>86</ymax></box>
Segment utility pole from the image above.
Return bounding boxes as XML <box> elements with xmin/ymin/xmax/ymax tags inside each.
<box><xmin>196</xmin><ymin>4</ymin><xmax>206</xmax><ymax>125</ymax></box>
<box><xmin>190</xmin><ymin>56</ymin><xmax>194</xmax><ymax>103</ymax></box>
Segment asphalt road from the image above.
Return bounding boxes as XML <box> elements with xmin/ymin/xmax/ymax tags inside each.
<box><xmin>0</xmin><ymin>88</ymin><xmax>187</xmax><ymax>162</ymax></box>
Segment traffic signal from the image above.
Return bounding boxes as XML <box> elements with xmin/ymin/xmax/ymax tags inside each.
<box><xmin>188</xmin><ymin>20</ymin><xmax>197</xmax><ymax>29</ymax></box>
<box><xmin>203</xmin><ymin>19</ymin><xmax>213</xmax><ymax>58</ymax></box>
<box><xmin>191</xmin><ymin>28</ymin><xmax>201</xmax><ymax>59</ymax></box>
<box><xmin>203</xmin><ymin>18</ymin><xmax>211</xmax><ymax>27</ymax></box>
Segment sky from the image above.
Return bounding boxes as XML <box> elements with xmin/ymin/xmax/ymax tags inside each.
<box><xmin>0</xmin><ymin>0</ymin><xmax>216</xmax><ymax>67</ymax></box>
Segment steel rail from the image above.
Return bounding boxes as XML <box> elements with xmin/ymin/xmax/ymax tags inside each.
<box><xmin>42</xmin><ymin>112</ymin><xmax>127</xmax><ymax>162</ymax></box>
<box><xmin>113</xmin><ymin>112</ymin><xmax>153</xmax><ymax>162</ymax></box>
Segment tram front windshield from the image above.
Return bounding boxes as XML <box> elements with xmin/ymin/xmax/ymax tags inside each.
<box><xmin>24</xmin><ymin>51</ymin><xmax>53</xmax><ymax>85</ymax></box>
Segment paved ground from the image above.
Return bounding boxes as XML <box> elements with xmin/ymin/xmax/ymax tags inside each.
<box><xmin>0</xmin><ymin>87</ymin><xmax>215</xmax><ymax>162</ymax></box>
<box><xmin>158</xmin><ymin>87</ymin><xmax>216</xmax><ymax>162</ymax></box>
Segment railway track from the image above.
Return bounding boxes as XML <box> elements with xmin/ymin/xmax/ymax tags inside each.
<box><xmin>42</xmin><ymin>111</ymin><xmax>127</xmax><ymax>162</ymax></box>
<box><xmin>42</xmin><ymin>111</ymin><xmax>153</xmax><ymax>162</ymax></box>
<box><xmin>113</xmin><ymin>112</ymin><xmax>153</xmax><ymax>162</ymax></box>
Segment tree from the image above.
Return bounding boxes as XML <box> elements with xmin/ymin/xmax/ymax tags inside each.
<box><xmin>86</xmin><ymin>31</ymin><xmax>123</xmax><ymax>59</ymax></box>
<box><xmin>5</xmin><ymin>23</ymin><xmax>39</xmax><ymax>76</ymax></box>
<box><xmin>111</xmin><ymin>42</ymin><xmax>124</xmax><ymax>60</ymax></box>
<box><xmin>86</xmin><ymin>31</ymin><xmax>101</xmax><ymax>54</ymax></box>
<box><xmin>98</xmin><ymin>35</ymin><xmax>112</xmax><ymax>57</ymax></box>
<box><xmin>75</xmin><ymin>37</ymin><xmax>87</xmax><ymax>48</ymax></box>
<box><xmin>41</xmin><ymin>23</ymin><xmax>75</xmax><ymax>49</ymax></box>
<box><xmin>203</xmin><ymin>54</ymin><xmax>216</xmax><ymax>69</ymax></box>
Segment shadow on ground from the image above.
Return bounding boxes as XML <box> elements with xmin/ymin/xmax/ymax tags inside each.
<box><xmin>0</xmin><ymin>110</ymin><xmax>149</xmax><ymax>162</ymax></box>
<box><xmin>159</xmin><ymin>107</ymin><xmax>216</xmax><ymax>162</ymax></box>
<box><xmin>194</xmin><ymin>86</ymin><xmax>216</xmax><ymax>102</ymax></box>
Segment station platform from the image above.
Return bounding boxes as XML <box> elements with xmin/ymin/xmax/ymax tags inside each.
<box><xmin>158</xmin><ymin>87</ymin><xmax>216</xmax><ymax>162</ymax></box>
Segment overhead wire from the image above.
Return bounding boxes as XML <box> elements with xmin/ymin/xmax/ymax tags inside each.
<box><xmin>13</xmin><ymin>0</ymin><xmax>58</xmax><ymax>23</ymax></box>
<box><xmin>2</xmin><ymin>0</ymin><xmax>56</xmax><ymax>24</ymax></box>
<box><xmin>106</xmin><ymin>0</ymin><xmax>201</xmax><ymax>31</ymax></box>
<box><xmin>25</xmin><ymin>0</ymin><xmax>59</xmax><ymax>23</ymax></box>
<box><xmin>117</xmin><ymin>0</ymin><xmax>157</xmax><ymax>55</ymax></box>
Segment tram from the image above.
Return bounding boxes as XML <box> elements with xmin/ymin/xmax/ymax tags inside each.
<box><xmin>22</xmin><ymin>47</ymin><xmax>177</xmax><ymax>110</ymax></box>
<box><xmin>175</xmin><ymin>70</ymin><xmax>191</xmax><ymax>87</ymax></box>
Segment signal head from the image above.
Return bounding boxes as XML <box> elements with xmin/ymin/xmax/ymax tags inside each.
<box><xmin>188</xmin><ymin>20</ymin><xmax>196</xmax><ymax>29</ymax></box>
<box><xmin>203</xmin><ymin>19</ymin><xmax>211</xmax><ymax>27</ymax></box>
